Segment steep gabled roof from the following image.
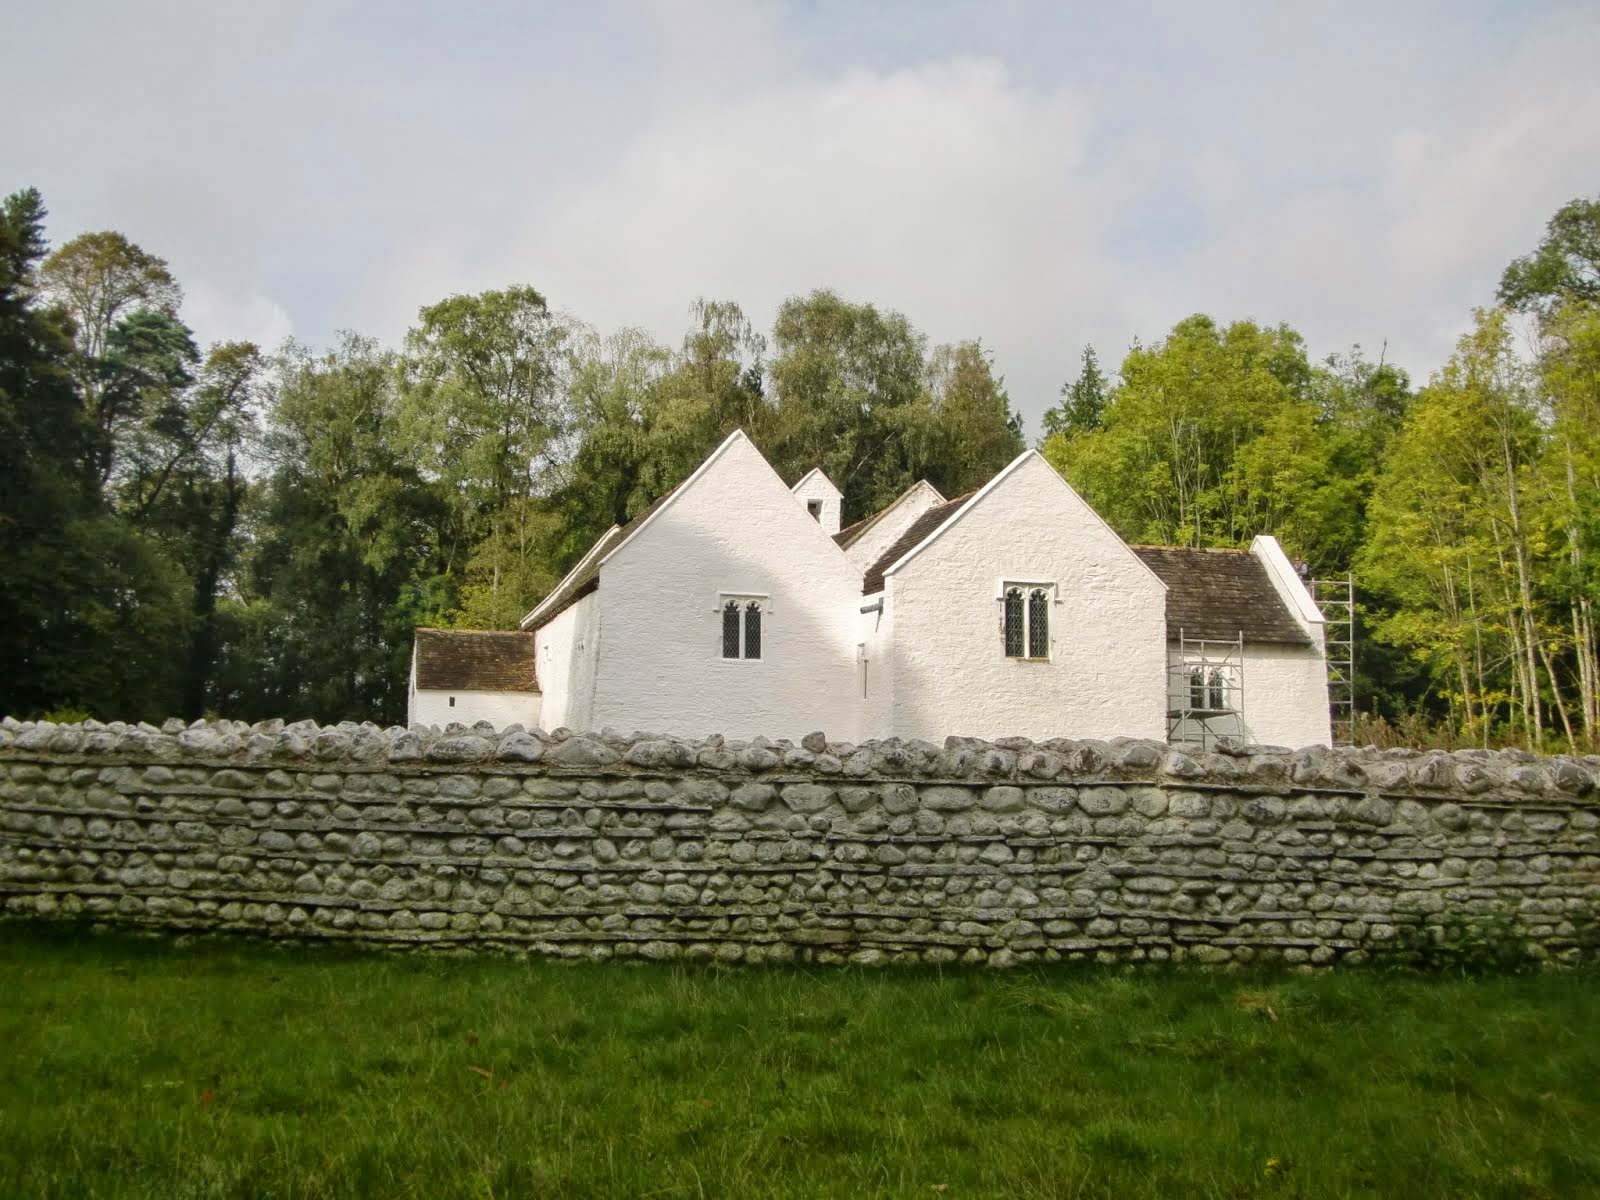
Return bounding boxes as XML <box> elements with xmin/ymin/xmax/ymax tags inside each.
<box><xmin>860</xmin><ymin>493</ymin><xmax>975</xmax><ymax>594</ymax></box>
<box><xmin>1131</xmin><ymin>547</ymin><xmax>1312</xmax><ymax>645</ymax></box>
<box><xmin>517</xmin><ymin>430</ymin><xmax>767</xmax><ymax>635</ymax></box>
<box><xmin>518</xmin><ymin>489</ymin><xmax>677</xmax><ymax>632</ymax></box>
<box><xmin>413</xmin><ymin>628</ymin><xmax>539</xmax><ymax>692</ymax></box>
<box><xmin>834</xmin><ymin>478</ymin><xmax>946</xmax><ymax>551</ymax></box>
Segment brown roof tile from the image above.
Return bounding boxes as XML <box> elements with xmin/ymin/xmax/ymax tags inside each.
<box><xmin>861</xmin><ymin>493</ymin><xmax>975</xmax><ymax>594</ymax></box>
<box><xmin>414</xmin><ymin>628</ymin><xmax>539</xmax><ymax>692</ymax></box>
<box><xmin>1131</xmin><ymin>547</ymin><xmax>1311</xmax><ymax>645</ymax></box>
<box><xmin>834</xmin><ymin>479</ymin><xmax>944</xmax><ymax>551</ymax></box>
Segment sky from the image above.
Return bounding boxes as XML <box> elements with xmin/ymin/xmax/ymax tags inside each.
<box><xmin>7</xmin><ymin>0</ymin><xmax>1600</xmax><ymax>434</ymax></box>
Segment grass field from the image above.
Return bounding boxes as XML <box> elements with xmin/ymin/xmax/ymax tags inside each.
<box><xmin>1</xmin><ymin>927</ymin><xmax>1597</xmax><ymax>1199</ymax></box>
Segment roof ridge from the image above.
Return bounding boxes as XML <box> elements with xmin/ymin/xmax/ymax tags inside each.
<box><xmin>416</xmin><ymin>627</ymin><xmax>533</xmax><ymax>636</ymax></box>
<box><xmin>833</xmin><ymin>478</ymin><xmax>944</xmax><ymax>550</ymax></box>
<box><xmin>1130</xmin><ymin>543</ymin><xmax>1250</xmax><ymax>553</ymax></box>
<box><xmin>859</xmin><ymin>491</ymin><xmax>975</xmax><ymax>594</ymax></box>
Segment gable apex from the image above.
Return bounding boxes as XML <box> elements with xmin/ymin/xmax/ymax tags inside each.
<box><xmin>790</xmin><ymin>466</ymin><xmax>842</xmax><ymax>497</ymax></box>
<box><xmin>879</xmin><ymin>450</ymin><xmax>1167</xmax><ymax>592</ymax></box>
<box><xmin>599</xmin><ymin>428</ymin><xmax>758</xmax><ymax>567</ymax></box>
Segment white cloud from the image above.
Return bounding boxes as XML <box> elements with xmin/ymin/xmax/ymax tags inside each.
<box><xmin>8</xmin><ymin>0</ymin><xmax>1599</xmax><ymax>433</ymax></box>
<box><xmin>183</xmin><ymin>284</ymin><xmax>295</xmax><ymax>356</ymax></box>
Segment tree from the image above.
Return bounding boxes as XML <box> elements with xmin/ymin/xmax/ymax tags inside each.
<box><xmin>0</xmin><ymin>194</ymin><xmax>194</xmax><ymax>719</ymax></box>
<box><xmin>1498</xmin><ymin>195</ymin><xmax>1600</xmax><ymax>320</ymax></box>
<box><xmin>767</xmin><ymin>289</ymin><xmax>935</xmax><ymax>521</ymax></box>
<box><xmin>1359</xmin><ymin>309</ymin><xmax>1560</xmax><ymax>747</ymax></box>
<box><xmin>924</xmin><ymin>340</ymin><xmax>1024</xmax><ymax>495</ymax></box>
<box><xmin>1041</xmin><ymin>345</ymin><xmax>1110</xmax><ymax>440</ymax></box>
<box><xmin>218</xmin><ymin>335</ymin><xmax>444</xmax><ymax>723</ymax></box>
<box><xmin>0</xmin><ymin>188</ymin><xmax>96</xmax><ymax>714</ymax></box>
<box><xmin>399</xmin><ymin>286</ymin><xmax>580</xmax><ymax>626</ymax></box>
<box><xmin>39</xmin><ymin>231</ymin><xmax>182</xmax><ymax>436</ymax></box>
<box><xmin>1042</xmin><ymin>315</ymin><xmax>1354</xmax><ymax>569</ymax></box>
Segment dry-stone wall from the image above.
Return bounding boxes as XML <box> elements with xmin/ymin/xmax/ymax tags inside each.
<box><xmin>2</xmin><ymin>716</ymin><xmax>1598</xmax><ymax>967</ymax></box>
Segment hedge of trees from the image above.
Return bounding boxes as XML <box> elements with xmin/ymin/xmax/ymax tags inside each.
<box><xmin>4</xmin><ymin>185</ymin><xmax>1598</xmax><ymax>750</ymax></box>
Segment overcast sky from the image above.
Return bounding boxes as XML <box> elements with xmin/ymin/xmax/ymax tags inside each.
<box><xmin>7</xmin><ymin>1</ymin><xmax>1600</xmax><ymax>433</ymax></box>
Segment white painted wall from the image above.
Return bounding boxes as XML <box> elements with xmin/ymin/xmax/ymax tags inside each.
<box><xmin>790</xmin><ymin>468</ymin><xmax>843</xmax><ymax>536</ymax></box>
<box><xmin>589</xmin><ymin>433</ymin><xmax>864</xmax><ymax>741</ymax></box>
<box><xmin>880</xmin><ymin>453</ymin><xmax>1168</xmax><ymax>742</ymax></box>
<box><xmin>841</xmin><ymin>480</ymin><xmax>945</xmax><ymax>573</ymax></box>
<box><xmin>1247</xmin><ymin>535</ymin><xmax>1332</xmax><ymax>747</ymax></box>
<box><xmin>534</xmin><ymin>589</ymin><xmax>601</xmax><ymax>732</ymax></box>
<box><xmin>858</xmin><ymin>596</ymin><xmax>893</xmax><ymax>739</ymax></box>
<box><xmin>410</xmin><ymin>688</ymin><xmax>540</xmax><ymax>730</ymax></box>
<box><xmin>1240</xmin><ymin>643</ymin><xmax>1331</xmax><ymax>748</ymax></box>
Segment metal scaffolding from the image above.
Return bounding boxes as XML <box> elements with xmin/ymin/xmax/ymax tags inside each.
<box><xmin>1166</xmin><ymin>630</ymin><xmax>1245</xmax><ymax>750</ymax></box>
<box><xmin>1309</xmin><ymin>575</ymin><xmax>1356</xmax><ymax>746</ymax></box>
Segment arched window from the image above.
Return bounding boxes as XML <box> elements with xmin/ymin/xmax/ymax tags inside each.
<box><xmin>1207</xmin><ymin>668</ymin><xmax>1226</xmax><ymax>712</ymax></box>
<box><xmin>720</xmin><ymin>594</ymin><xmax>766</xmax><ymax>660</ymax></box>
<box><xmin>1028</xmin><ymin>589</ymin><xmax>1050</xmax><ymax>658</ymax></box>
<box><xmin>1003</xmin><ymin>582</ymin><xmax>1054</xmax><ymax>659</ymax></box>
<box><xmin>1004</xmin><ymin>588</ymin><xmax>1025</xmax><ymax>657</ymax></box>
<box><xmin>744</xmin><ymin>600</ymin><xmax>762</xmax><ymax>660</ymax></box>
<box><xmin>1189</xmin><ymin>666</ymin><xmax>1207</xmax><ymax>709</ymax></box>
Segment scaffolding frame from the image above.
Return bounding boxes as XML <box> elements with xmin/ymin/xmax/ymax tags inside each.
<box><xmin>1309</xmin><ymin>576</ymin><xmax>1356</xmax><ymax>746</ymax></box>
<box><xmin>1166</xmin><ymin>630</ymin><xmax>1245</xmax><ymax>750</ymax></box>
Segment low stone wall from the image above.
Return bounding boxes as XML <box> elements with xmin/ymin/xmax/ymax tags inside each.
<box><xmin>2</xmin><ymin>717</ymin><xmax>1598</xmax><ymax>966</ymax></box>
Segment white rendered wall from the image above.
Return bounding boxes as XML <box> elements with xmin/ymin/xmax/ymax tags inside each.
<box><xmin>881</xmin><ymin>454</ymin><xmax>1167</xmax><ymax>742</ymax></box>
<box><xmin>858</xmin><ymin>598</ymin><xmax>893</xmax><ymax>740</ymax></box>
<box><xmin>1239</xmin><ymin>642</ymin><xmax>1332</xmax><ymax>748</ymax></box>
<box><xmin>1243</xmin><ymin>535</ymin><xmax>1332</xmax><ymax>747</ymax></box>
<box><xmin>534</xmin><ymin>590</ymin><xmax>601</xmax><ymax>732</ymax></box>
<box><xmin>842</xmin><ymin>481</ymin><xmax>944</xmax><ymax>574</ymax></box>
<box><xmin>790</xmin><ymin>469</ymin><xmax>843</xmax><ymax>536</ymax></box>
<box><xmin>410</xmin><ymin>688</ymin><xmax>540</xmax><ymax>731</ymax></box>
<box><xmin>591</xmin><ymin>434</ymin><xmax>863</xmax><ymax>741</ymax></box>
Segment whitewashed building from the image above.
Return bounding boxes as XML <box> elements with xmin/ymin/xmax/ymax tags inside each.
<box><xmin>415</xmin><ymin>430</ymin><xmax>1333</xmax><ymax>746</ymax></box>
<box><xmin>407</xmin><ymin>629</ymin><xmax>541</xmax><ymax>730</ymax></box>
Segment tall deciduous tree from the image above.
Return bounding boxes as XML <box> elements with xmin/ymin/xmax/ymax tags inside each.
<box><xmin>399</xmin><ymin>286</ymin><xmax>580</xmax><ymax>627</ymax></box>
<box><xmin>1498</xmin><ymin>195</ymin><xmax>1600</xmax><ymax>320</ymax></box>
<box><xmin>768</xmin><ymin>289</ymin><xmax>933</xmax><ymax>521</ymax></box>
<box><xmin>1043</xmin><ymin>315</ymin><xmax>1355</xmax><ymax>570</ymax></box>
<box><xmin>39</xmin><ymin>231</ymin><xmax>182</xmax><ymax>450</ymax></box>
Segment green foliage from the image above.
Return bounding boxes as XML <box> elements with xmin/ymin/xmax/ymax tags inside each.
<box><xmin>3</xmin><ymin>926</ymin><xmax>1599</xmax><ymax>1199</ymax></box>
<box><xmin>1042</xmin><ymin>315</ymin><xmax>1389</xmax><ymax>573</ymax></box>
<box><xmin>1498</xmin><ymin>194</ymin><xmax>1600</xmax><ymax>320</ymax></box>
<box><xmin>9</xmin><ymin>182</ymin><xmax>1600</xmax><ymax>745</ymax></box>
<box><xmin>1042</xmin><ymin>344</ymin><xmax>1110</xmax><ymax>440</ymax></box>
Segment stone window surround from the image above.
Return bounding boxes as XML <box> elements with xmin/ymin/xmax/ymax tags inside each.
<box><xmin>718</xmin><ymin>592</ymin><xmax>768</xmax><ymax>662</ymax></box>
<box><xmin>1000</xmin><ymin>580</ymin><xmax>1055</xmax><ymax>662</ymax></box>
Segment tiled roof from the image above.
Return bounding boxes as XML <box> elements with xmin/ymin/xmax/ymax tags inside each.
<box><xmin>834</xmin><ymin>479</ymin><xmax>944</xmax><ymax>552</ymax></box>
<box><xmin>860</xmin><ymin>493</ymin><xmax>975</xmax><ymax>594</ymax></box>
<box><xmin>1131</xmin><ymin>546</ymin><xmax>1312</xmax><ymax>645</ymax></box>
<box><xmin>413</xmin><ymin>628</ymin><xmax>539</xmax><ymax>692</ymax></box>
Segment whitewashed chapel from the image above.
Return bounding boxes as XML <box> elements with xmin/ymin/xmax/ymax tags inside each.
<box><xmin>408</xmin><ymin>431</ymin><xmax>1332</xmax><ymax>747</ymax></box>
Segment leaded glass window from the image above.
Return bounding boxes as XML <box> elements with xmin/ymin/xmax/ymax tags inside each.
<box><xmin>1003</xmin><ymin>588</ymin><xmax>1025</xmax><ymax>656</ymax></box>
<box><xmin>1189</xmin><ymin>667</ymin><xmax>1206</xmax><ymax>709</ymax></box>
<box><xmin>1207</xmin><ymin>668</ymin><xmax>1226</xmax><ymax>711</ymax></box>
<box><xmin>744</xmin><ymin>601</ymin><xmax>762</xmax><ymax>660</ymax></box>
<box><xmin>1028</xmin><ymin>589</ymin><xmax>1049</xmax><ymax>658</ymax></box>
<box><xmin>722</xmin><ymin>600</ymin><xmax>740</xmax><ymax>659</ymax></box>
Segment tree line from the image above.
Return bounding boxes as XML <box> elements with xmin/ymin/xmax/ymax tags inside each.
<box><xmin>0</xmin><ymin>189</ymin><xmax>1023</xmax><ymax>726</ymax></box>
<box><xmin>1040</xmin><ymin>195</ymin><xmax>1600</xmax><ymax>751</ymax></box>
<box><xmin>3</xmin><ymin>185</ymin><xmax>1597</xmax><ymax>750</ymax></box>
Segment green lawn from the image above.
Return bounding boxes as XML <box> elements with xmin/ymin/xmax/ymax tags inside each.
<box><xmin>1</xmin><ymin>926</ymin><xmax>1597</xmax><ymax>1199</ymax></box>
